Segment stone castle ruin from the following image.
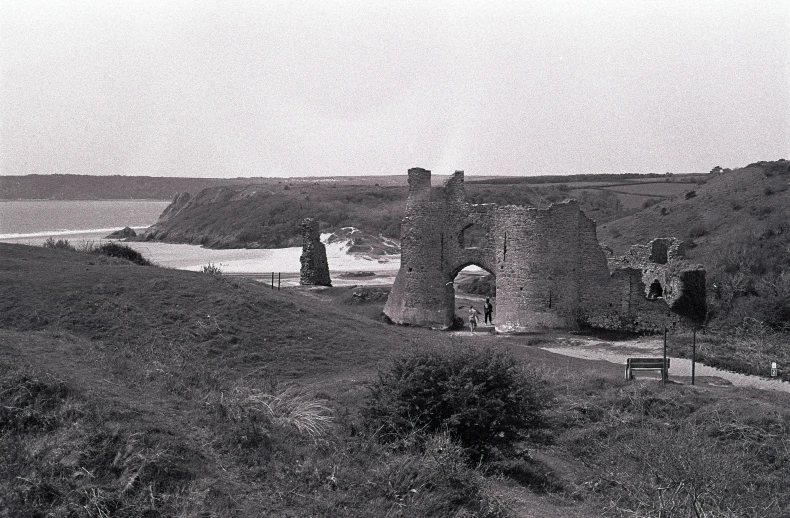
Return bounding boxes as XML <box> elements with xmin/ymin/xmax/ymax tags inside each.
<box><xmin>383</xmin><ymin>168</ymin><xmax>706</xmax><ymax>333</ymax></box>
<box><xmin>299</xmin><ymin>218</ymin><xmax>331</xmax><ymax>286</ymax></box>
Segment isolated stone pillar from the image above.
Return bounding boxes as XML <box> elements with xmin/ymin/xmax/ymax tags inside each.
<box><xmin>300</xmin><ymin>218</ymin><xmax>331</xmax><ymax>286</ymax></box>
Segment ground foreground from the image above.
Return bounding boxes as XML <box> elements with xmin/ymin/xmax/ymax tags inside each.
<box><xmin>2</xmin><ymin>243</ymin><xmax>789</xmax><ymax>517</ymax></box>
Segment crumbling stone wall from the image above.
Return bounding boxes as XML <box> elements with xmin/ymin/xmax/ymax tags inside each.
<box><xmin>299</xmin><ymin>218</ymin><xmax>331</xmax><ymax>286</ymax></box>
<box><xmin>383</xmin><ymin>168</ymin><xmax>705</xmax><ymax>332</ymax></box>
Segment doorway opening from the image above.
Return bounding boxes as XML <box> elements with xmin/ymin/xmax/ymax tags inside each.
<box><xmin>452</xmin><ymin>264</ymin><xmax>496</xmax><ymax>328</ymax></box>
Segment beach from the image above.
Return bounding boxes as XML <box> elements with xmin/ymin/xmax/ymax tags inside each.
<box><xmin>1</xmin><ymin>228</ymin><xmax>400</xmax><ymax>287</ymax></box>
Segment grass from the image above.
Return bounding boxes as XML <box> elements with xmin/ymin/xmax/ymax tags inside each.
<box><xmin>550</xmin><ymin>373</ymin><xmax>790</xmax><ymax>517</ymax></box>
<box><xmin>667</xmin><ymin>325</ymin><xmax>790</xmax><ymax>381</ymax></box>
<box><xmin>3</xmin><ymin>242</ymin><xmax>790</xmax><ymax>516</ymax></box>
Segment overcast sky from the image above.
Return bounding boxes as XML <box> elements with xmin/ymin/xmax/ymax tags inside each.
<box><xmin>1</xmin><ymin>1</ymin><xmax>788</xmax><ymax>178</ymax></box>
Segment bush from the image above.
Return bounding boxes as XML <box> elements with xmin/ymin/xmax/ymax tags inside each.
<box><xmin>93</xmin><ymin>242</ymin><xmax>151</xmax><ymax>265</ymax></box>
<box><xmin>42</xmin><ymin>237</ymin><xmax>75</xmax><ymax>251</ymax></box>
<box><xmin>688</xmin><ymin>225</ymin><xmax>707</xmax><ymax>238</ymax></box>
<box><xmin>200</xmin><ymin>263</ymin><xmax>223</xmax><ymax>275</ymax></box>
<box><xmin>641</xmin><ymin>197</ymin><xmax>660</xmax><ymax>209</ymax></box>
<box><xmin>362</xmin><ymin>346</ymin><xmax>553</xmax><ymax>461</ymax></box>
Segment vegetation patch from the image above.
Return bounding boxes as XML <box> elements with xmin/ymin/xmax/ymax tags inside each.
<box><xmin>362</xmin><ymin>346</ymin><xmax>553</xmax><ymax>462</ymax></box>
<box><xmin>0</xmin><ymin>366</ymin><xmax>196</xmax><ymax>517</ymax></box>
<box><xmin>92</xmin><ymin>242</ymin><xmax>152</xmax><ymax>265</ymax></box>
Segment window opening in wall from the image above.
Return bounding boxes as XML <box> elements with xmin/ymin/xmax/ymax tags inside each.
<box><xmin>459</xmin><ymin>223</ymin><xmax>488</xmax><ymax>249</ymax></box>
<box><xmin>648</xmin><ymin>280</ymin><xmax>663</xmax><ymax>299</ymax></box>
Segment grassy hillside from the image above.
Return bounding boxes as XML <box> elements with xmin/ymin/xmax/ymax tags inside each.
<box><xmin>598</xmin><ymin>160</ymin><xmax>790</xmax><ymax>330</ymax></box>
<box><xmin>140</xmin><ymin>180</ymin><xmax>632</xmax><ymax>249</ymax></box>
<box><xmin>3</xmin><ymin>243</ymin><xmax>790</xmax><ymax>516</ymax></box>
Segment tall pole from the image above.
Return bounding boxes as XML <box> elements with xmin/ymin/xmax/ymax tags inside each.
<box><xmin>663</xmin><ymin>327</ymin><xmax>667</xmax><ymax>385</ymax></box>
<box><xmin>278</xmin><ymin>272</ymin><xmax>281</xmax><ymax>290</ymax></box>
<box><xmin>692</xmin><ymin>325</ymin><xmax>697</xmax><ymax>386</ymax></box>
<box><xmin>271</xmin><ymin>272</ymin><xmax>274</xmax><ymax>289</ymax></box>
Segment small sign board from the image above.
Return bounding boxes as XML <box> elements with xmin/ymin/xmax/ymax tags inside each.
<box><xmin>771</xmin><ymin>362</ymin><xmax>778</xmax><ymax>378</ymax></box>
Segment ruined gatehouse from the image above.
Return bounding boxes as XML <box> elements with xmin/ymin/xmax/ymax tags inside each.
<box><xmin>383</xmin><ymin>168</ymin><xmax>705</xmax><ymax>333</ymax></box>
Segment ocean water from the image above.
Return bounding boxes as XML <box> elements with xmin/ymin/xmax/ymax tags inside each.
<box><xmin>0</xmin><ymin>200</ymin><xmax>170</xmax><ymax>238</ymax></box>
<box><xmin>0</xmin><ymin>199</ymin><xmax>400</xmax><ymax>280</ymax></box>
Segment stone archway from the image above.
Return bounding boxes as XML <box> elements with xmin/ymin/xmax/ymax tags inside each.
<box><xmin>448</xmin><ymin>261</ymin><xmax>496</xmax><ymax>326</ymax></box>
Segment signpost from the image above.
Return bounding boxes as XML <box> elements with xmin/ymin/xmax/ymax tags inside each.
<box><xmin>663</xmin><ymin>328</ymin><xmax>667</xmax><ymax>385</ymax></box>
<box><xmin>691</xmin><ymin>325</ymin><xmax>697</xmax><ymax>386</ymax></box>
<box><xmin>771</xmin><ymin>362</ymin><xmax>778</xmax><ymax>378</ymax></box>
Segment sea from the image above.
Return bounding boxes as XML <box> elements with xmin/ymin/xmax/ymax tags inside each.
<box><xmin>0</xmin><ymin>200</ymin><xmax>170</xmax><ymax>240</ymax></box>
<box><xmin>0</xmin><ymin>199</ymin><xmax>398</xmax><ymax>284</ymax></box>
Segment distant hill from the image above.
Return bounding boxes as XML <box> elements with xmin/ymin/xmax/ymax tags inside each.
<box><xmin>139</xmin><ymin>179</ymin><xmax>637</xmax><ymax>249</ymax></box>
<box><xmin>0</xmin><ymin>174</ymin><xmax>282</xmax><ymax>200</ymax></box>
<box><xmin>0</xmin><ymin>174</ymin><xmax>411</xmax><ymax>200</ymax></box>
<box><xmin>599</xmin><ymin>159</ymin><xmax>790</xmax><ymax>329</ymax></box>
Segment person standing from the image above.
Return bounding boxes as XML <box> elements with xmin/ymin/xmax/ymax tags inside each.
<box><xmin>483</xmin><ymin>297</ymin><xmax>493</xmax><ymax>325</ymax></box>
<box><xmin>468</xmin><ymin>307</ymin><xmax>480</xmax><ymax>334</ymax></box>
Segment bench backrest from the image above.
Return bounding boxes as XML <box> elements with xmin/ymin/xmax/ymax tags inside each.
<box><xmin>627</xmin><ymin>358</ymin><xmax>670</xmax><ymax>368</ymax></box>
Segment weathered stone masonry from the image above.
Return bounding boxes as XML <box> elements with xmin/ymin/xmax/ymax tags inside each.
<box><xmin>383</xmin><ymin>168</ymin><xmax>705</xmax><ymax>333</ymax></box>
<box><xmin>299</xmin><ymin>218</ymin><xmax>331</xmax><ymax>286</ymax></box>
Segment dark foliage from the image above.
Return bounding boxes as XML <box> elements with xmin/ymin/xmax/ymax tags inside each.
<box><xmin>42</xmin><ymin>237</ymin><xmax>75</xmax><ymax>251</ymax></box>
<box><xmin>94</xmin><ymin>242</ymin><xmax>151</xmax><ymax>266</ymax></box>
<box><xmin>362</xmin><ymin>346</ymin><xmax>552</xmax><ymax>461</ymax></box>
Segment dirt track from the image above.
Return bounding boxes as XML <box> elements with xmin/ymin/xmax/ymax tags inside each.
<box><xmin>541</xmin><ymin>336</ymin><xmax>790</xmax><ymax>393</ymax></box>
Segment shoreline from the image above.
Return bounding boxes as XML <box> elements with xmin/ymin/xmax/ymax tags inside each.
<box><xmin>0</xmin><ymin>198</ymin><xmax>172</xmax><ymax>202</ymax></box>
<box><xmin>1</xmin><ymin>228</ymin><xmax>401</xmax><ymax>283</ymax></box>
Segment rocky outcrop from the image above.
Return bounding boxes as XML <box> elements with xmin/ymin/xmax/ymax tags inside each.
<box><xmin>104</xmin><ymin>226</ymin><xmax>137</xmax><ymax>239</ymax></box>
<box><xmin>300</xmin><ymin>218</ymin><xmax>331</xmax><ymax>286</ymax></box>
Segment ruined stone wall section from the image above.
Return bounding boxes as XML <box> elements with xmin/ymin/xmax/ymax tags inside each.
<box><xmin>299</xmin><ymin>218</ymin><xmax>331</xmax><ymax>286</ymax></box>
<box><xmin>494</xmin><ymin>202</ymin><xmax>584</xmax><ymax>331</ymax></box>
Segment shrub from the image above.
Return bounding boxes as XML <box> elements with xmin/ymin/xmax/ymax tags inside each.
<box><xmin>200</xmin><ymin>263</ymin><xmax>223</xmax><ymax>276</ymax></box>
<box><xmin>641</xmin><ymin>197</ymin><xmax>660</xmax><ymax>209</ymax></box>
<box><xmin>688</xmin><ymin>225</ymin><xmax>707</xmax><ymax>238</ymax></box>
<box><xmin>42</xmin><ymin>237</ymin><xmax>75</xmax><ymax>251</ymax></box>
<box><xmin>362</xmin><ymin>346</ymin><xmax>553</xmax><ymax>461</ymax></box>
<box><xmin>93</xmin><ymin>242</ymin><xmax>151</xmax><ymax>265</ymax></box>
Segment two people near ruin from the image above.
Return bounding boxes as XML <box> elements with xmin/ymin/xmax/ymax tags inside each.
<box><xmin>467</xmin><ymin>298</ymin><xmax>494</xmax><ymax>334</ymax></box>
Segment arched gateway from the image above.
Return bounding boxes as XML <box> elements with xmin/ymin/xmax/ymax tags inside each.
<box><xmin>383</xmin><ymin>168</ymin><xmax>706</xmax><ymax>333</ymax></box>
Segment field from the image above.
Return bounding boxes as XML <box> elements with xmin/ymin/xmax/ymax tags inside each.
<box><xmin>3</xmin><ymin>242</ymin><xmax>790</xmax><ymax>517</ymax></box>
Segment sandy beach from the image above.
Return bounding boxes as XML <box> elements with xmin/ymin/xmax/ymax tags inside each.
<box><xmin>1</xmin><ymin>229</ymin><xmax>400</xmax><ymax>287</ymax></box>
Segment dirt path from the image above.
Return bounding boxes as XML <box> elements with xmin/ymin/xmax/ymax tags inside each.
<box><xmin>449</xmin><ymin>331</ymin><xmax>790</xmax><ymax>393</ymax></box>
<box><xmin>541</xmin><ymin>335</ymin><xmax>790</xmax><ymax>393</ymax></box>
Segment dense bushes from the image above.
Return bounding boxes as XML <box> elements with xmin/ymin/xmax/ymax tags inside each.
<box><xmin>42</xmin><ymin>237</ymin><xmax>75</xmax><ymax>250</ymax></box>
<box><xmin>40</xmin><ymin>239</ymin><xmax>152</xmax><ymax>266</ymax></box>
<box><xmin>362</xmin><ymin>346</ymin><xmax>552</xmax><ymax>462</ymax></box>
<box><xmin>93</xmin><ymin>242</ymin><xmax>151</xmax><ymax>265</ymax></box>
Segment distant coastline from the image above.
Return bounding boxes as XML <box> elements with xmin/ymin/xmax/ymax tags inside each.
<box><xmin>0</xmin><ymin>198</ymin><xmax>171</xmax><ymax>202</ymax></box>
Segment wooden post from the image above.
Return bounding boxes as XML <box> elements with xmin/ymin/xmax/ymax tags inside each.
<box><xmin>271</xmin><ymin>272</ymin><xmax>274</xmax><ymax>289</ymax></box>
<box><xmin>692</xmin><ymin>325</ymin><xmax>697</xmax><ymax>386</ymax></box>
<box><xmin>278</xmin><ymin>272</ymin><xmax>281</xmax><ymax>290</ymax></box>
<box><xmin>663</xmin><ymin>327</ymin><xmax>667</xmax><ymax>385</ymax></box>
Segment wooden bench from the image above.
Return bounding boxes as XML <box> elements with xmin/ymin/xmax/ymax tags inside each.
<box><xmin>625</xmin><ymin>358</ymin><xmax>670</xmax><ymax>381</ymax></box>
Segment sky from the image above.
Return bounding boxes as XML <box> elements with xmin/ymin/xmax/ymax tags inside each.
<box><xmin>1</xmin><ymin>1</ymin><xmax>788</xmax><ymax>178</ymax></box>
